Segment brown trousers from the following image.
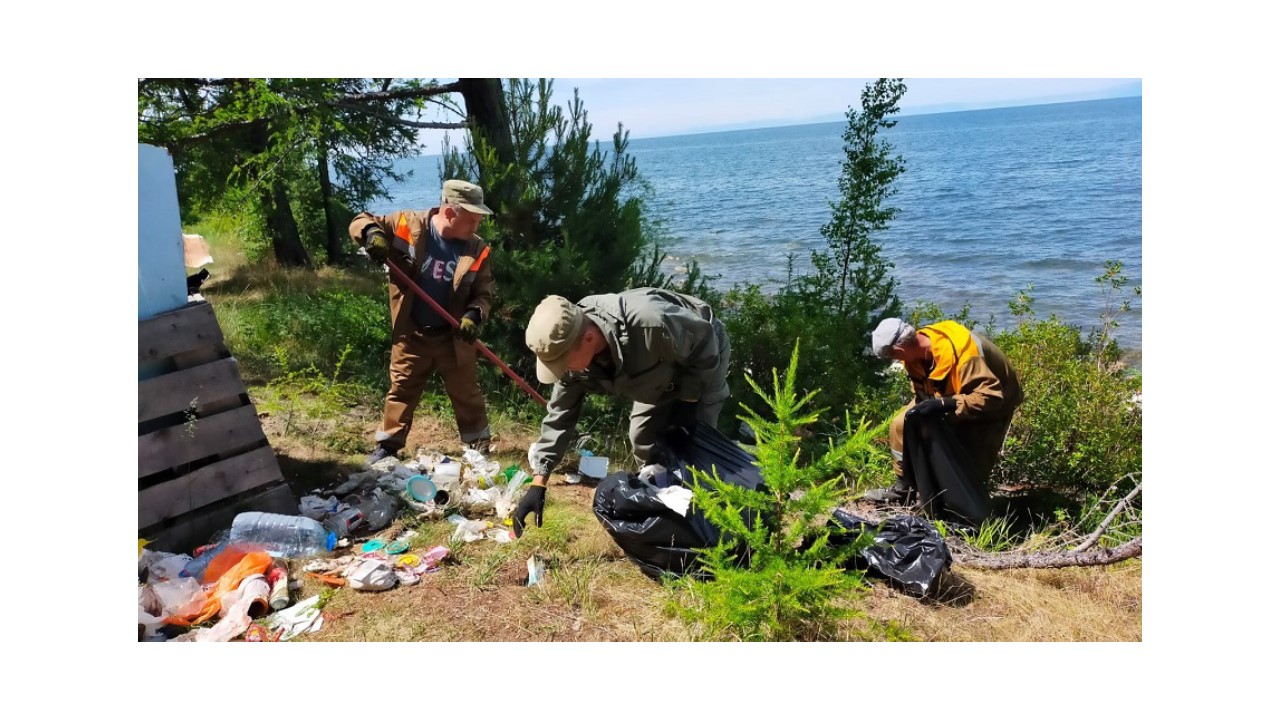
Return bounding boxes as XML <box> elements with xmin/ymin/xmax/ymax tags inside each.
<box><xmin>889</xmin><ymin>400</ymin><xmax>1014</xmax><ymax>485</ymax></box>
<box><xmin>375</xmin><ymin>328</ymin><xmax>490</xmax><ymax>451</ymax></box>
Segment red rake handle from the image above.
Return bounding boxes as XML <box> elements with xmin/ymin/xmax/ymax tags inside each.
<box><xmin>384</xmin><ymin>260</ymin><xmax>547</xmax><ymax>407</ymax></box>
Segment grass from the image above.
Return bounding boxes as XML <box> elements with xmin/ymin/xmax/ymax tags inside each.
<box><xmin>188</xmin><ymin>224</ymin><xmax>1142</xmax><ymax>642</ymax></box>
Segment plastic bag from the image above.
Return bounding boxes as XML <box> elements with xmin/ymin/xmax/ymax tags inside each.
<box><xmin>456</xmin><ymin>486</ymin><xmax>501</xmax><ymax>516</ymax></box>
<box><xmin>828</xmin><ymin>509</ymin><xmax>953</xmax><ymax>597</ymax></box>
<box><xmin>345</xmin><ymin>558</ymin><xmax>396</xmax><ymax>591</ymax></box>
<box><xmin>592</xmin><ymin>422</ymin><xmax>765</xmax><ymax>579</ymax></box>
<box><xmin>902</xmin><ymin>412</ymin><xmax>990</xmax><ymax>525</ymax></box>
<box><xmin>166</xmin><ymin>550</ymin><xmax>273</xmax><ymax>626</ymax></box>
<box><xmin>451</xmin><ymin>519</ymin><xmax>489</xmax><ymax>543</ymax></box>
<box><xmin>151</xmin><ymin>577</ymin><xmax>208</xmax><ymax>617</ymax></box>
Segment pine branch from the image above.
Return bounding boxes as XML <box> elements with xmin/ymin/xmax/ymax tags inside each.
<box><xmin>953</xmin><ymin>537</ymin><xmax>1142</xmax><ymax>569</ymax></box>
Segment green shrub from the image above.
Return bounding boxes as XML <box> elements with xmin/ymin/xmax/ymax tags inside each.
<box><xmin>992</xmin><ymin>277</ymin><xmax>1142</xmax><ymax>496</ymax></box>
<box><xmin>672</xmin><ymin>343</ymin><xmax>880</xmax><ymax>641</ymax></box>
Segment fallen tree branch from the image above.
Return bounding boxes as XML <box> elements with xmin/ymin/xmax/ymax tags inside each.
<box><xmin>953</xmin><ymin>537</ymin><xmax>1141</xmax><ymax>569</ymax></box>
<box><xmin>1072</xmin><ymin>479</ymin><xmax>1142</xmax><ymax>553</ymax></box>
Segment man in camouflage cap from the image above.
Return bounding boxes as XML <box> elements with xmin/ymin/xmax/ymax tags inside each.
<box><xmin>349</xmin><ymin>179</ymin><xmax>497</xmax><ymax>464</ymax></box>
<box><xmin>512</xmin><ymin>288</ymin><xmax>732</xmax><ymax>537</ymax></box>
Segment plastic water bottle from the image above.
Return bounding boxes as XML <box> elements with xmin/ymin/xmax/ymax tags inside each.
<box><xmin>357</xmin><ymin>490</ymin><xmax>401</xmax><ymax>533</ymax></box>
<box><xmin>181</xmin><ymin>540</ymin><xmax>229</xmax><ymax>581</ymax></box>
<box><xmin>229</xmin><ymin>511</ymin><xmax>336</xmax><ymax>558</ymax></box>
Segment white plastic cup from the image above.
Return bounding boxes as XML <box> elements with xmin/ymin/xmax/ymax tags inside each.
<box><xmin>579</xmin><ymin>455</ymin><xmax>608</xmax><ymax>478</ymax></box>
<box><xmin>434</xmin><ymin>461</ymin><xmax>461</xmax><ymax>487</ymax></box>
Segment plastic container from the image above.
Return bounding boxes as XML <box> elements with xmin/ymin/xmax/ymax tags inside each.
<box><xmin>228</xmin><ymin>511</ymin><xmax>336</xmax><ymax>559</ymax></box>
<box><xmin>406</xmin><ymin>475</ymin><xmax>437</xmax><ymax>503</ymax></box>
<box><xmin>433</xmin><ymin>461</ymin><xmax>461</xmax><ymax>487</ymax></box>
<box><xmin>579</xmin><ymin>454</ymin><xmax>608</xmax><ymax>478</ymax></box>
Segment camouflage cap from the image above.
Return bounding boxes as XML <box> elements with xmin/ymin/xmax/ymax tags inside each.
<box><xmin>441</xmin><ymin>179</ymin><xmax>494</xmax><ymax>215</ymax></box>
<box><xmin>525</xmin><ymin>296</ymin><xmax>586</xmax><ymax>384</ymax></box>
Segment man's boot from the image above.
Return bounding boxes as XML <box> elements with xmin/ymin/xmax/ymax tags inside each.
<box><xmin>861</xmin><ymin>476</ymin><xmax>914</xmax><ymax>505</ymax></box>
<box><xmin>365</xmin><ymin>443</ymin><xmax>399</xmax><ymax>467</ymax></box>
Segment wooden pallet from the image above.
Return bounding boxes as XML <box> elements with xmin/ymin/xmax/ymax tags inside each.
<box><xmin>138</xmin><ymin>300</ymin><xmax>296</xmax><ymax>552</ymax></box>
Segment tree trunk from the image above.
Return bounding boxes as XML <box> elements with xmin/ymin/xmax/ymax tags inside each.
<box><xmin>264</xmin><ymin>181</ymin><xmax>310</xmax><ymax>268</ymax></box>
<box><xmin>249</xmin><ymin>120</ymin><xmax>311</xmax><ymax>268</ymax></box>
<box><xmin>458</xmin><ymin>78</ymin><xmax>515</xmax><ymax>210</ymax></box>
<box><xmin>317</xmin><ymin>139</ymin><xmax>343</xmax><ymax>264</ymax></box>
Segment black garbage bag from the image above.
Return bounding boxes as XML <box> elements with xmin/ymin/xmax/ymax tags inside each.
<box><xmin>827</xmin><ymin>508</ymin><xmax>953</xmax><ymax>597</ymax></box>
<box><xmin>903</xmin><ymin>411</ymin><xmax>991</xmax><ymax>525</ymax></box>
<box><xmin>592</xmin><ymin>422</ymin><xmax>765</xmax><ymax>580</ymax></box>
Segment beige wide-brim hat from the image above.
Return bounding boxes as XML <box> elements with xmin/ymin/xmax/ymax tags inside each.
<box><xmin>526</xmin><ymin>296</ymin><xmax>585</xmax><ymax>384</ymax></box>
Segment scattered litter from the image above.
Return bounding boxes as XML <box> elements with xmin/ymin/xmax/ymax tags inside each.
<box><xmin>258</xmin><ymin>595</ymin><xmax>324</xmax><ymax>641</ymax></box>
<box><xmin>140</xmin><ymin>443</ymin><xmax>541</xmax><ymax>641</ymax></box>
<box><xmin>564</xmin><ymin>472</ymin><xmax>583</xmax><ymax>485</ymax></box>
<box><xmin>406</xmin><ymin>475</ymin><xmax>437</xmax><ymax>503</ymax></box>
<box><xmin>299</xmin><ymin>494</ymin><xmax>341</xmax><ymax>520</ymax></box>
<box><xmin>486</xmin><ymin>527</ymin><xmax>514</xmax><ymax>544</ymax></box>
<box><xmin>170</xmin><ymin>573</ymin><xmax>270</xmax><ymax>642</ymax></box>
<box><xmin>452</xmin><ymin>518</ymin><xmax>490</xmax><ymax>543</ymax></box>
<box><xmin>656</xmin><ymin>486</ymin><xmax>694</xmax><ymax>516</ymax></box>
<box><xmin>244</xmin><ymin>624</ymin><xmax>285</xmax><ymax>642</ymax></box>
<box><xmin>527</xmin><ymin>556</ymin><xmax>546</xmax><ymax>587</ymax></box>
<box><xmin>579</xmin><ymin>451</ymin><xmax>608</xmax><ymax>479</ymax></box>
<box><xmin>345</xmin><ymin>558</ymin><xmax>396</xmax><ymax>592</ymax></box>
<box><xmin>267</xmin><ymin>564</ymin><xmax>290</xmax><ymax>610</ymax></box>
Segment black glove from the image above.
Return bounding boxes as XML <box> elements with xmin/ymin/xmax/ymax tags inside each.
<box><xmin>671</xmin><ymin>400</ymin><xmax>699</xmax><ymax>434</ymax></box>
<box><xmin>363</xmin><ymin>228</ymin><xmax>390</xmax><ymax>265</ymax></box>
<box><xmin>512</xmin><ymin>484</ymin><xmax>546</xmax><ymax>538</ymax></box>
<box><xmin>457</xmin><ymin>309</ymin><xmax>483</xmax><ymax>344</ymax></box>
<box><xmin>907</xmin><ymin>396</ymin><xmax>957</xmax><ymax>417</ymax></box>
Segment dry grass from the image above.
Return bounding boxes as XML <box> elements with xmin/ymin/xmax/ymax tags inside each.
<box><xmin>260</xmin><ymin>399</ymin><xmax>1141</xmax><ymax>643</ymax></box>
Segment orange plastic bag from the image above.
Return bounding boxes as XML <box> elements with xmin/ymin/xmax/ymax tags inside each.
<box><xmin>166</xmin><ymin>550</ymin><xmax>272</xmax><ymax>626</ymax></box>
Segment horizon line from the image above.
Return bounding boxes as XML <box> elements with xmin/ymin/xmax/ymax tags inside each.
<box><xmin>415</xmin><ymin>93</ymin><xmax>1141</xmax><ymax>154</ymax></box>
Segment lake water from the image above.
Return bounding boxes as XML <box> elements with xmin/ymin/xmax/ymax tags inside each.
<box><xmin>374</xmin><ymin>96</ymin><xmax>1142</xmax><ymax>351</ymax></box>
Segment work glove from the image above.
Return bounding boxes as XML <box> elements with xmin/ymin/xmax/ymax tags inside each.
<box><xmin>512</xmin><ymin>484</ymin><xmax>546</xmax><ymax>538</ymax></box>
<box><xmin>907</xmin><ymin>396</ymin><xmax>957</xmax><ymax>417</ymax></box>
<box><xmin>457</xmin><ymin>308</ymin><xmax>483</xmax><ymax>344</ymax></box>
<box><xmin>671</xmin><ymin>399</ymin><xmax>699</xmax><ymax>434</ymax></box>
<box><xmin>363</xmin><ymin>227</ymin><xmax>391</xmax><ymax>265</ymax></box>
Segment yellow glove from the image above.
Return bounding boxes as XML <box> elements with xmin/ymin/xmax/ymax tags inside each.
<box><xmin>458</xmin><ymin>309</ymin><xmax>483</xmax><ymax>344</ymax></box>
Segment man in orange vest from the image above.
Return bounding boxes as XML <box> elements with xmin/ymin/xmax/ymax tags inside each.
<box><xmin>349</xmin><ymin>179</ymin><xmax>496</xmax><ymax>465</ymax></box>
<box><xmin>864</xmin><ymin>318</ymin><xmax>1024</xmax><ymax>504</ymax></box>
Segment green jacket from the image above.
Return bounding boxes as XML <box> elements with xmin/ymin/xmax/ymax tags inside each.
<box><xmin>530</xmin><ymin>288</ymin><xmax>729</xmax><ymax>475</ymax></box>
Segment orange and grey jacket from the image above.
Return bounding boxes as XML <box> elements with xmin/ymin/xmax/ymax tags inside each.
<box><xmin>348</xmin><ymin>208</ymin><xmax>494</xmax><ymax>342</ymax></box>
<box><xmin>908</xmin><ymin>321</ymin><xmax>1023</xmax><ymax>420</ymax></box>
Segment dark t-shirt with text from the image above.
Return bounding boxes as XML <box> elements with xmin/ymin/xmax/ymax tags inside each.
<box><xmin>410</xmin><ymin>219</ymin><xmax>464</xmax><ymax>329</ymax></box>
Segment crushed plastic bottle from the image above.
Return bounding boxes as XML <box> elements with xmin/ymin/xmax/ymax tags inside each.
<box><xmin>228</xmin><ymin>511</ymin><xmax>337</xmax><ymax>559</ymax></box>
<box><xmin>324</xmin><ymin>506</ymin><xmax>364</xmax><ymax>539</ymax></box>
<box><xmin>356</xmin><ymin>489</ymin><xmax>400</xmax><ymax>533</ymax></box>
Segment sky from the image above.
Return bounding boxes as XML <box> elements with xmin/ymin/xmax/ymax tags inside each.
<box><xmin>413</xmin><ymin>78</ymin><xmax>1141</xmax><ymax>151</ymax></box>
